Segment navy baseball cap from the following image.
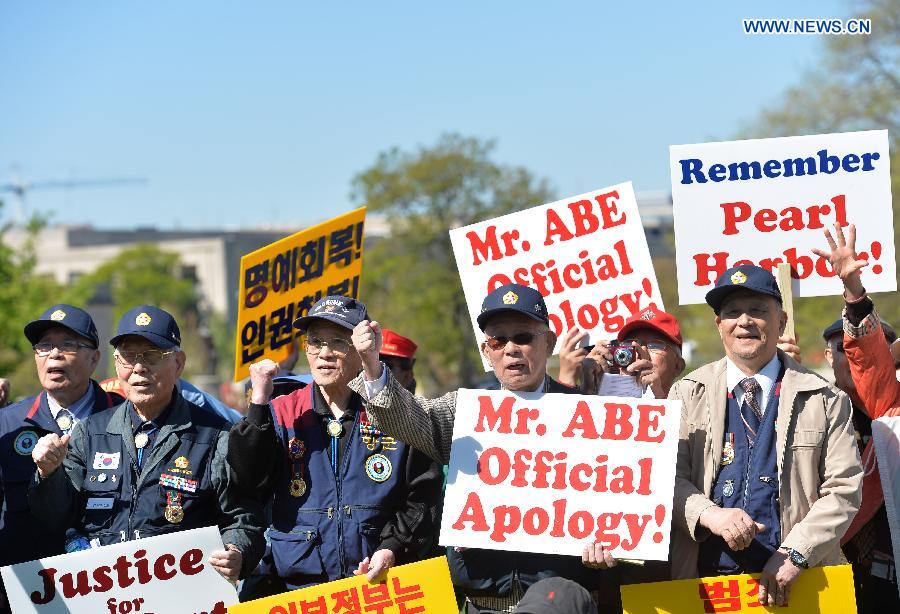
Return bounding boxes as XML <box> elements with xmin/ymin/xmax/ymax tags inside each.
<box><xmin>293</xmin><ymin>295</ymin><xmax>369</xmax><ymax>333</ymax></box>
<box><xmin>109</xmin><ymin>305</ymin><xmax>182</xmax><ymax>349</ymax></box>
<box><xmin>822</xmin><ymin>317</ymin><xmax>896</xmax><ymax>343</ymax></box>
<box><xmin>24</xmin><ymin>304</ymin><xmax>100</xmax><ymax>347</ymax></box>
<box><xmin>514</xmin><ymin>577</ymin><xmax>598</xmax><ymax>614</ymax></box>
<box><xmin>705</xmin><ymin>265</ymin><xmax>783</xmax><ymax>314</ymax></box>
<box><xmin>476</xmin><ymin>283</ymin><xmax>550</xmax><ymax>331</ymax></box>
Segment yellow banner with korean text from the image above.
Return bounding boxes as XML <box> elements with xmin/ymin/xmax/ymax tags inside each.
<box><xmin>233</xmin><ymin>207</ymin><xmax>366</xmax><ymax>382</ymax></box>
<box><xmin>621</xmin><ymin>564</ymin><xmax>855</xmax><ymax>613</ymax></box>
<box><xmin>228</xmin><ymin>556</ymin><xmax>458</xmax><ymax>614</ymax></box>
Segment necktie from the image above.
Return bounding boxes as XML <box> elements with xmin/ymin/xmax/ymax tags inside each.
<box><xmin>739</xmin><ymin>377</ymin><xmax>763</xmax><ymax>440</ymax></box>
<box><xmin>135</xmin><ymin>423</ymin><xmax>157</xmax><ymax>469</ymax></box>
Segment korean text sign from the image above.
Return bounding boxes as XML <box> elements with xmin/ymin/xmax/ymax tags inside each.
<box><xmin>0</xmin><ymin>526</ymin><xmax>236</xmax><ymax>614</ymax></box>
<box><xmin>449</xmin><ymin>182</ymin><xmax>661</xmax><ymax>370</ymax></box>
<box><xmin>234</xmin><ymin>208</ymin><xmax>366</xmax><ymax>381</ymax></box>
<box><xmin>228</xmin><ymin>556</ymin><xmax>457</xmax><ymax>614</ymax></box>
<box><xmin>440</xmin><ymin>390</ymin><xmax>680</xmax><ymax>560</ymax></box>
<box><xmin>621</xmin><ymin>564</ymin><xmax>855</xmax><ymax>613</ymax></box>
<box><xmin>670</xmin><ymin>130</ymin><xmax>894</xmax><ymax>304</ymax></box>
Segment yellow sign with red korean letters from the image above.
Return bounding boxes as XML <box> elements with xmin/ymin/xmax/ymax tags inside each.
<box><xmin>621</xmin><ymin>564</ymin><xmax>855</xmax><ymax>613</ymax></box>
<box><xmin>228</xmin><ymin>556</ymin><xmax>458</xmax><ymax>614</ymax></box>
<box><xmin>234</xmin><ymin>207</ymin><xmax>366</xmax><ymax>381</ymax></box>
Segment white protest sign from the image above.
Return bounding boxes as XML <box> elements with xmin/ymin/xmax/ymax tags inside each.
<box><xmin>449</xmin><ymin>182</ymin><xmax>662</xmax><ymax>370</ymax></box>
<box><xmin>670</xmin><ymin>129</ymin><xmax>894</xmax><ymax>304</ymax></box>
<box><xmin>872</xmin><ymin>416</ymin><xmax>900</xmax><ymax>598</ymax></box>
<box><xmin>1</xmin><ymin>526</ymin><xmax>237</xmax><ymax>614</ymax></box>
<box><xmin>440</xmin><ymin>389</ymin><xmax>680</xmax><ymax>560</ymax></box>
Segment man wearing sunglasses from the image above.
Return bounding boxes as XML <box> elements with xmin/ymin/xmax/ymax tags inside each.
<box><xmin>29</xmin><ymin>305</ymin><xmax>265</xmax><ymax>585</ymax></box>
<box><xmin>349</xmin><ymin>283</ymin><xmax>603</xmax><ymax>613</ymax></box>
<box><xmin>815</xmin><ymin>223</ymin><xmax>900</xmax><ymax>613</ymax></box>
<box><xmin>229</xmin><ymin>295</ymin><xmax>442</xmax><ymax>593</ymax></box>
<box><xmin>0</xmin><ymin>304</ymin><xmax>123</xmax><ymax>614</ymax></box>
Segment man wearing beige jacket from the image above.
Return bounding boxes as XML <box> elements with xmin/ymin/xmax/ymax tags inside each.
<box><xmin>670</xmin><ymin>264</ymin><xmax>861</xmax><ymax>607</ymax></box>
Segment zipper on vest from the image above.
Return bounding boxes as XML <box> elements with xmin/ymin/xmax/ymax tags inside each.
<box><xmin>344</xmin><ymin>504</ymin><xmax>381</xmax><ymax>517</ymax></box>
<box><xmin>119</xmin><ymin>531</ymin><xmax>127</xmax><ymax>543</ymax></box>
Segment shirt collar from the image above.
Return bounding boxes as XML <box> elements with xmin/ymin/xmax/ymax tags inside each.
<box><xmin>46</xmin><ymin>384</ymin><xmax>95</xmax><ymax>423</ymax></box>
<box><xmin>726</xmin><ymin>353</ymin><xmax>781</xmax><ymax>409</ymax></box>
<box><xmin>130</xmin><ymin>390</ymin><xmax>177</xmax><ymax>434</ymax></box>
<box><xmin>312</xmin><ymin>385</ymin><xmax>359</xmax><ymax>421</ymax></box>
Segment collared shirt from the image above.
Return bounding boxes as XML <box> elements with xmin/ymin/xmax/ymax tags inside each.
<box><xmin>129</xmin><ymin>393</ymin><xmax>176</xmax><ymax>455</ymax></box>
<box><xmin>726</xmin><ymin>354</ymin><xmax>781</xmax><ymax>416</ymax></box>
<box><xmin>46</xmin><ymin>385</ymin><xmax>95</xmax><ymax>425</ymax></box>
<box><xmin>312</xmin><ymin>385</ymin><xmax>360</xmax><ymax>466</ymax></box>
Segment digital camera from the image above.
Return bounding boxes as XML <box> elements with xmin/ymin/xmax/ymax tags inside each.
<box><xmin>606</xmin><ymin>343</ymin><xmax>636</xmax><ymax>368</ymax></box>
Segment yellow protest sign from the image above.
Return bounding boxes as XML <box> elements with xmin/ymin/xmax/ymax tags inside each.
<box><xmin>621</xmin><ymin>564</ymin><xmax>855</xmax><ymax>613</ymax></box>
<box><xmin>228</xmin><ymin>556</ymin><xmax>458</xmax><ymax>614</ymax></box>
<box><xmin>234</xmin><ymin>207</ymin><xmax>366</xmax><ymax>381</ymax></box>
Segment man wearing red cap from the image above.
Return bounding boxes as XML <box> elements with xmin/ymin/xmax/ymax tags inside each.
<box><xmin>379</xmin><ymin>329</ymin><xmax>418</xmax><ymax>394</ymax></box>
<box><xmin>558</xmin><ymin>304</ymin><xmax>685</xmax><ymax>399</ymax></box>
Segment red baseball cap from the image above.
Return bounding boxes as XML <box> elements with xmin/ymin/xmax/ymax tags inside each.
<box><xmin>617</xmin><ymin>304</ymin><xmax>682</xmax><ymax>347</ymax></box>
<box><xmin>380</xmin><ymin>329</ymin><xmax>417</xmax><ymax>359</ymax></box>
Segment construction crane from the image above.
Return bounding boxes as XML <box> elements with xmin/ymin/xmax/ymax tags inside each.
<box><xmin>0</xmin><ymin>171</ymin><xmax>147</xmax><ymax>223</ymax></box>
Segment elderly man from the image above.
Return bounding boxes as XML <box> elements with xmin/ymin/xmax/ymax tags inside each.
<box><xmin>813</xmin><ymin>223</ymin><xmax>900</xmax><ymax>612</ymax></box>
<box><xmin>671</xmin><ymin>265</ymin><xmax>862</xmax><ymax>606</ymax></box>
<box><xmin>28</xmin><ymin>305</ymin><xmax>264</xmax><ymax>583</ymax></box>
<box><xmin>0</xmin><ymin>304</ymin><xmax>123</xmax><ymax>614</ymax></box>
<box><xmin>380</xmin><ymin>329</ymin><xmax>419</xmax><ymax>394</ymax></box>
<box><xmin>350</xmin><ymin>283</ymin><xmax>604</xmax><ymax>613</ymax></box>
<box><xmin>228</xmin><ymin>295</ymin><xmax>442</xmax><ymax>592</ymax></box>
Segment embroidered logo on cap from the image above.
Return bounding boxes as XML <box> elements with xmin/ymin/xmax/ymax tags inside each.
<box><xmin>730</xmin><ymin>271</ymin><xmax>747</xmax><ymax>285</ymax></box>
<box><xmin>135</xmin><ymin>313</ymin><xmax>152</xmax><ymax>326</ymax></box>
<box><xmin>50</xmin><ymin>309</ymin><xmax>67</xmax><ymax>321</ymax></box>
<box><xmin>502</xmin><ymin>291</ymin><xmax>518</xmax><ymax>305</ymax></box>
<box><xmin>641</xmin><ymin>309</ymin><xmax>656</xmax><ymax>321</ymax></box>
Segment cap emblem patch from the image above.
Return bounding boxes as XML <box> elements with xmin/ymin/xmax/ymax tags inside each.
<box><xmin>50</xmin><ymin>309</ymin><xmax>66</xmax><ymax>321</ymax></box>
<box><xmin>135</xmin><ymin>313</ymin><xmax>152</xmax><ymax>326</ymax></box>
<box><xmin>502</xmin><ymin>291</ymin><xmax>519</xmax><ymax>305</ymax></box>
<box><xmin>641</xmin><ymin>309</ymin><xmax>655</xmax><ymax>321</ymax></box>
<box><xmin>730</xmin><ymin>271</ymin><xmax>747</xmax><ymax>285</ymax></box>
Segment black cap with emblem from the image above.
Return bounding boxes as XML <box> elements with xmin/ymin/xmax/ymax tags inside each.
<box><xmin>476</xmin><ymin>283</ymin><xmax>549</xmax><ymax>331</ymax></box>
<box><xmin>24</xmin><ymin>304</ymin><xmax>100</xmax><ymax>347</ymax></box>
<box><xmin>109</xmin><ymin>305</ymin><xmax>182</xmax><ymax>349</ymax></box>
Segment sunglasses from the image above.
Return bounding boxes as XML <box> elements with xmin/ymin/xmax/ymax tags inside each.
<box><xmin>484</xmin><ymin>331</ymin><xmax>547</xmax><ymax>351</ymax></box>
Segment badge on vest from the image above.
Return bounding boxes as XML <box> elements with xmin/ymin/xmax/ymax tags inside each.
<box><xmin>365</xmin><ymin>453</ymin><xmax>392</xmax><ymax>482</ymax></box>
<box><xmin>165</xmin><ymin>491</ymin><xmax>184</xmax><ymax>523</ymax></box>
<box><xmin>721</xmin><ymin>433</ymin><xmax>735</xmax><ymax>466</ymax></box>
<box><xmin>160</xmin><ymin>472</ymin><xmax>199</xmax><ymax>493</ymax></box>
<box><xmin>93</xmin><ymin>452</ymin><xmax>121</xmax><ymax>470</ymax></box>
<box><xmin>723</xmin><ymin>479</ymin><xmax>735</xmax><ymax>498</ymax></box>
<box><xmin>14</xmin><ymin>430</ymin><xmax>39</xmax><ymax>456</ymax></box>
<box><xmin>288</xmin><ymin>437</ymin><xmax>307</xmax><ymax>498</ymax></box>
<box><xmin>86</xmin><ymin>497</ymin><xmax>115</xmax><ymax>510</ymax></box>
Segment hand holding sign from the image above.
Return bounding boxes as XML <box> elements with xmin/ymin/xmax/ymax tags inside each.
<box><xmin>759</xmin><ymin>549</ymin><xmax>803</xmax><ymax>606</ymax></box>
<box><xmin>208</xmin><ymin>544</ymin><xmax>243</xmax><ymax>584</ymax></box>
<box><xmin>353</xmin><ymin>320</ymin><xmax>383</xmax><ymax>380</ymax></box>
<box><xmin>32</xmin><ymin>433</ymin><xmax>70</xmax><ymax>478</ymax></box>
<box><xmin>352</xmin><ymin>548</ymin><xmax>395</xmax><ymax>582</ymax></box>
<box><xmin>249</xmin><ymin>359</ymin><xmax>279</xmax><ymax>405</ymax></box>
<box><xmin>811</xmin><ymin>222</ymin><xmax>869</xmax><ymax>300</ymax></box>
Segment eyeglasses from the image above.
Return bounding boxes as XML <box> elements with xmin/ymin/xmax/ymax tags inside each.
<box><xmin>115</xmin><ymin>349</ymin><xmax>176</xmax><ymax>367</ymax></box>
<box><xmin>306</xmin><ymin>336</ymin><xmax>353</xmax><ymax>356</ymax></box>
<box><xmin>34</xmin><ymin>341</ymin><xmax>95</xmax><ymax>356</ymax></box>
<box><xmin>484</xmin><ymin>331</ymin><xmax>547</xmax><ymax>351</ymax></box>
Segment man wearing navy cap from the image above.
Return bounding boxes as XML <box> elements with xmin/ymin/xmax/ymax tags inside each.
<box><xmin>29</xmin><ymin>305</ymin><xmax>265</xmax><ymax>584</ymax></box>
<box><xmin>0</xmin><ymin>304</ymin><xmax>123</xmax><ymax>614</ymax></box>
<box><xmin>671</xmin><ymin>265</ymin><xmax>861</xmax><ymax>607</ymax></box>
<box><xmin>350</xmin><ymin>283</ymin><xmax>604</xmax><ymax>613</ymax></box>
<box><xmin>228</xmin><ymin>295</ymin><xmax>442</xmax><ymax>593</ymax></box>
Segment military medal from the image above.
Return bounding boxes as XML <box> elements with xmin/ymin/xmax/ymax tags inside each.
<box><xmin>723</xmin><ymin>479</ymin><xmax>735</xmax><ymax>498</ymax></box>
<box><xmin>56</xmin><ymin>413</ymin><xmax>73</xmax><ymax>432</ymax></box>
<box><xmin>288</xmin><ymin>438</ymin><xmax>306</xmax><ymax>458</ymax></box>
<box><xmin>359</xmin><ymin>421</ymin><xmax>382</xmax><ymax>451</ymax></box>
<box><xmin>290</xmin><ymin>478</ymin><xmax>307</xmax><ymax>497</ymax></box>
<box><xmin>721</xmin><ymin>433</ymin><xmax>735</xmax><ymax>466</ymax></box>
<box><xmin>365</xmin><ymin>453</ymin><xmax>392</xmax><ymax>483</ymax></box>
<box><xmin>165</xmin><ymin>492</ymin><xmax>184</xmax><ymax>523</ymax></box>
<box><xmin>288</xmin><ymin>436</ymin><xmax>307</xmax><ymax>498</ymax></box>
<box><xmin>327</xmin><ymin>419</ymin><xmax>343</xmax><ymax>438</ymax></box>
<box><xmin>134</xmin><ymin>432</ymin><xmax>150</xmax><ymax>449</ymax></box>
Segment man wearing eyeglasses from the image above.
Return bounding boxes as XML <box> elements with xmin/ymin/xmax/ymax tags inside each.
<box><xmin>0</xmin><ymin>304</ymin><xmax>123</xmax><ymax>614</ymax></box>
<box><xmin>28</xmin><ymin>305</ymin><xmax>265</xmax><ymax>585</ymax></box>
<box><xmin>228</xmin><ymin>295</ymin><xmax>442</xmax><ymax>593</ymax></box>
<box><xmin>348</xmin><ymin>283</ymin><xmax>603</xmax><ymax>613</ymax></box>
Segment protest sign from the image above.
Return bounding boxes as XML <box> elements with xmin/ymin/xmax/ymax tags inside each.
<box><xmin>449</xmin><ymin>182</ymin><xmax>662</xmax><ymax>370</ymax></box>
<box><xmin>234</xmin><ymin>208</ymin><xmax>366</xmax><ymax>381</ymax></box>
<box><xmin>229</xmin><ymin>556</ymin><xmax>457</xmax><ymax>614</ymax></box>
<box><xmin>670</xmin><ymin>130</ymin><xmax>894</xmax><ymax>305</ymax></box>
<box><xmin>0</xmin><ymin>526</ymin><xmax>236</xmax><ymax>614</ymax></box>
<box><xmin>872</xmin><ymin>416</ymin><xmax>900</xmax><ymax>598</ymax></box>
<box><xmin>440</xmin><ymin>389</ymin><xmax>680</xmax><ymax>560</ymax></box>
<box><xmin>621</xmin><ymin>564</ymin><xmax>855</xmax><ymax>613</ymax></box>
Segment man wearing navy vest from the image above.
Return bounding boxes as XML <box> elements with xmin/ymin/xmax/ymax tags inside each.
<box><xmin>230</xmin><ymin>295</ymin><xmax>443</xmax><ymax>591</ymax></box>
<box><xmin>350</xmin><ymin>284</ymin><xmax>605</xmax><ymax>613</ymax></box>
<box><xmin>29</xmin><ymin>305</ymin><xmax>265</xmax><ymax>583</ymax></box>
<box><xmin>671</xmin><ymin>265</ymin><xmax>862</xmax><ymax>606</ymax></box>
<box><xmin>0</xmin><ymin>304</ymin><xmax>122</xmax><ymax>614</ymax></box>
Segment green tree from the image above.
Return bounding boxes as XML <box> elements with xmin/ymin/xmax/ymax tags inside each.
<box><xmin>733</xmin><ymin>0</ymin><xmax>899</xmax><ymax>365</ymax></box>
<box><xmin>353</xmin><ymin>134</ymin><xmax>554</xmax><ymax>393</ymax></box>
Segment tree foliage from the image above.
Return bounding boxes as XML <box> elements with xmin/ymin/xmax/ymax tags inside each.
<box><xmin>353</xmin><ymin>134</ymin><xmax>554</xmax><ymax>393</ymax></box>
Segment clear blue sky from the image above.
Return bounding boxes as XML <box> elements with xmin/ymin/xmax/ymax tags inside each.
<box><xmin>1</xmin><ymin>1</ymin><xmax>849</xmax><ymax>229</ymax></box>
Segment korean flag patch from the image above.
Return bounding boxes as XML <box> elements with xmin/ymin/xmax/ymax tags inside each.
<box><xmin>92</xmin><ymin>452</ymin><xmax>120</xmax><ymax>470</ymax></box>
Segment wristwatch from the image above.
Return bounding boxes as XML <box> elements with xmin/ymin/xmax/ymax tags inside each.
<box><xmin>780</xmin><ymin>547</ymin><xmax>809</xmax><ymax>569</ymax></box>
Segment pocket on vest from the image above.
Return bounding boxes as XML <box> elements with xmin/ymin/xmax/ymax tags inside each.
<box><xmin>358</xmin><ymin>523</ymin><xmax>382</xmax><ymax>560</ymax></box>
<box><xmin>269</xmin><ymin>526</ymin><xmax>325</xmax><ymax>578</ymax></box>
<box><xmin>81</xmin><ymin>474</ymin><xmax>123</xmax><ymax>531</ymax></box>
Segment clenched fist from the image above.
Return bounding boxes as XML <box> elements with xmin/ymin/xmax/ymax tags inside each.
<box><xmin>352</xmin><ymin>320</ymin><xmax>383</xmax><ymax>380</ymax></box>
<box><xmin>249</xmin><ymin>359</ymin><xmax>279</xmax><ymax>405</ymax></box>
<box><xmin>33</xmin><ymin>433</ymin><xmax>71</xmax><ymax>478</ymax></box>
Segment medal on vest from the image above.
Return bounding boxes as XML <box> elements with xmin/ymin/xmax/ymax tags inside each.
<box><xmin>288</xmin><ymin>436</ymin><xmax>307</xmax><ymax>497</ymax></box>
<box><xmin>56</xmin><ymin>413</ymin><xmax>73</xmax><ymax>432</ymax></box>
<box><xmin>134</xmin><ymin>432</ymin><xmax>150</xmax><ymax>449</ymax></box>
<box><xmin>327</xmin><ymin>419</ymin><xmax>343</xmax><ymax>438</ymax></box>
<box><xmin>359</xmin><ymin>421</ymin><xmax>382</xmax><ymax>451</ymax></box>
<box><xmin>365</xmin><ymin>453</ymin><xmax>392</xmax><ymax>483</ymax></box>
<box><xmin>165</xmin><ymin>491</ymin><xmax>184</xmax><ymax>523</ymax></box>
<box><xmin>723</xmin><ymin>479</ymin><xmax>735</xmax><ymax>498</ymax></box>
<box><xmin>721</xmin><ymin>433</ymin><xmax>735</xmax><ymax>466</ymax></box>
<box><xmin>290</xmin><ymin>477</ymin><xmax>307</xmax><ymax>497</ymax></box>
<box><xmin>288</xmin><ymin>437</ymin><xmax>306</xmax><ymax>458</ymax></box>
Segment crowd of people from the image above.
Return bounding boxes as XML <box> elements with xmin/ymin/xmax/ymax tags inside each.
<box><xmin>0</xmin><ymin>222</ymin><xmax>896</xmax><ymax>614</ymax></box>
